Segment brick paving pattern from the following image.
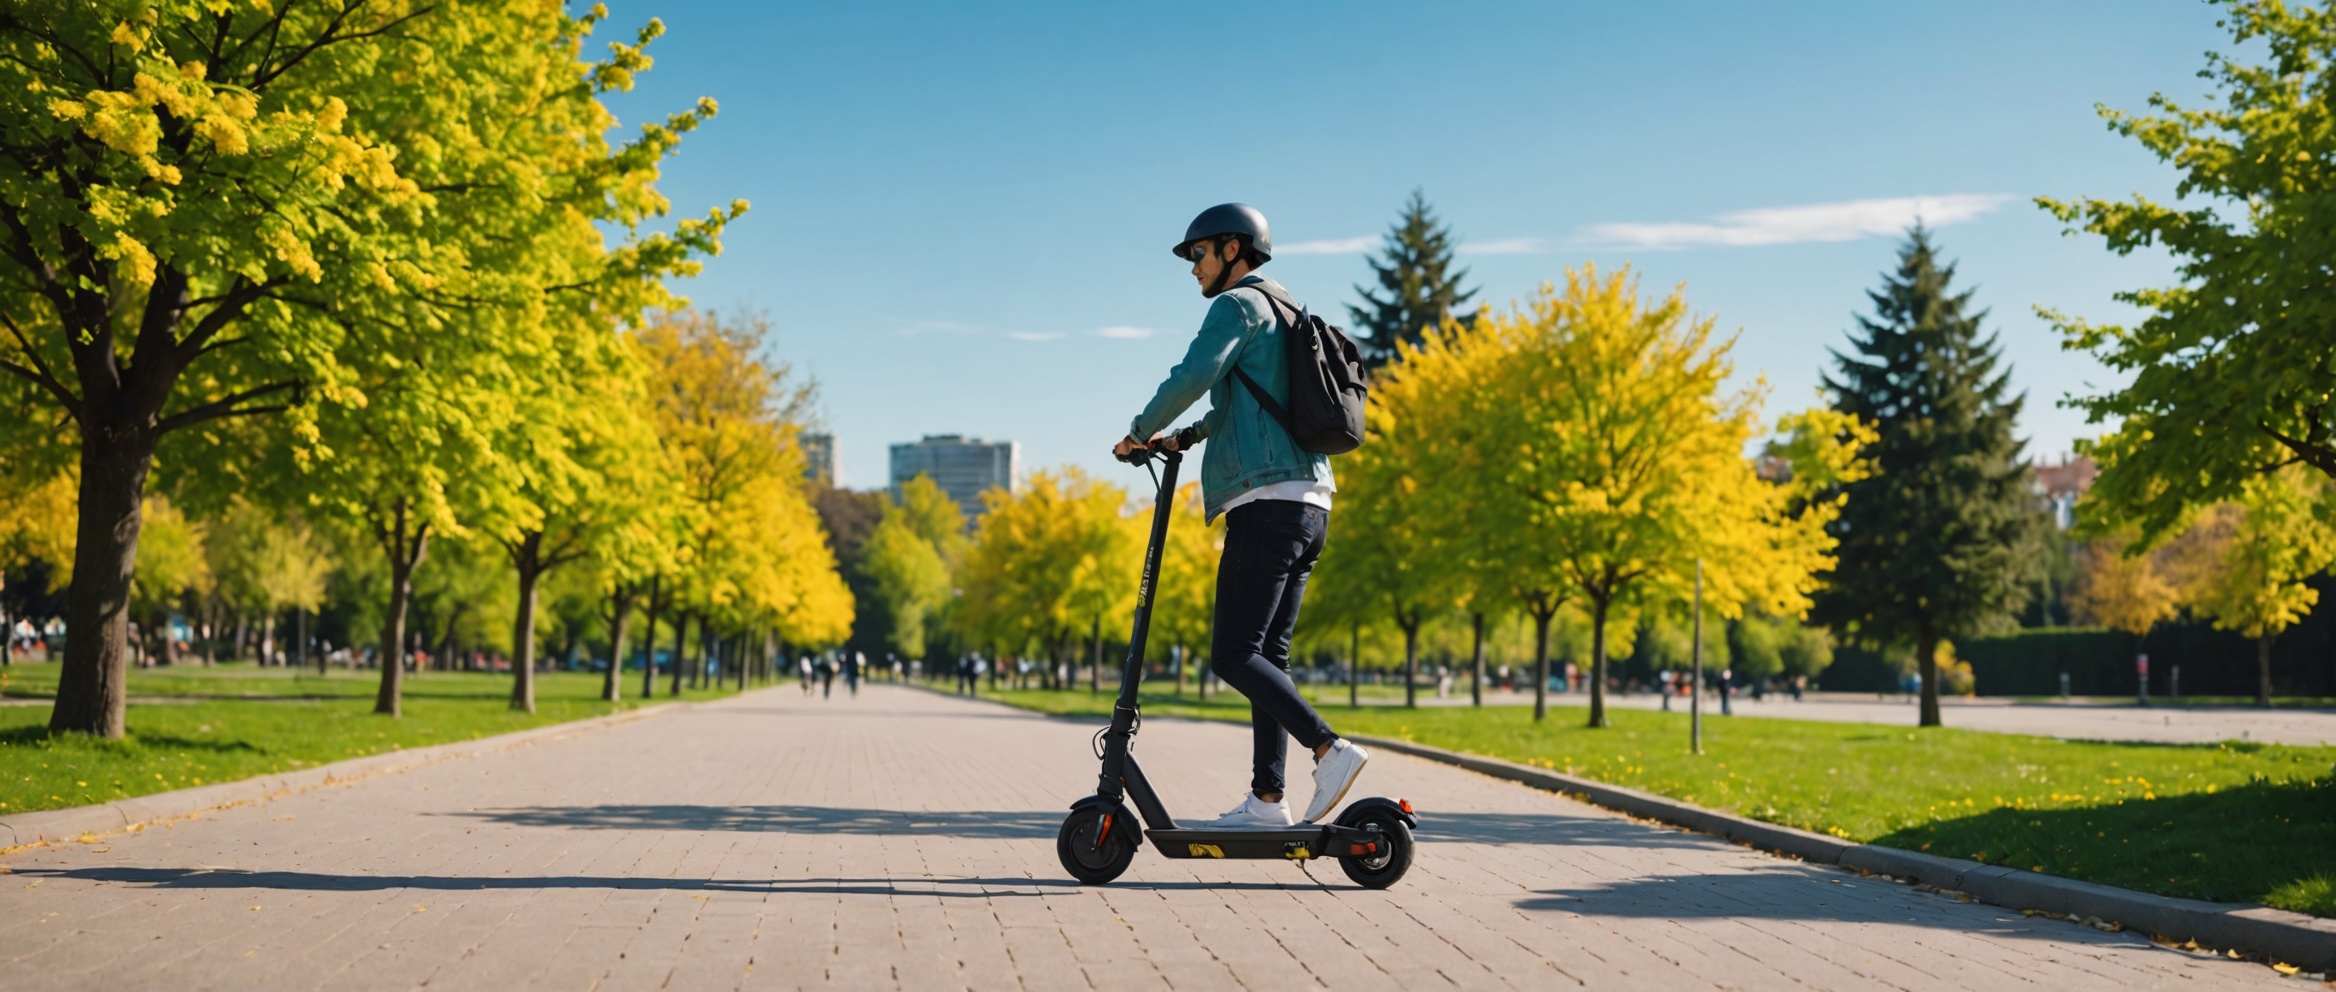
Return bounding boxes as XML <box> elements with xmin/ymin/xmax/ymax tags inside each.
<box><xmin>0</xmin><ymin>685</ymin><xmax>2290</xmax><ymax>990</ymax></box>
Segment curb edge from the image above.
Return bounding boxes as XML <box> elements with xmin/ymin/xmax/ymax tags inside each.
<box><xmin>1349</xmin><ymin>733</ymin><xmax>2336</xmax><ymax>971</ymax></box>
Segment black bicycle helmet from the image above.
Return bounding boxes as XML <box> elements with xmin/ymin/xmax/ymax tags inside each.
<box><xmin>1173</xmin><ymin>203</ymin><xmax>1272</xmax><ymax>263</ymax></box>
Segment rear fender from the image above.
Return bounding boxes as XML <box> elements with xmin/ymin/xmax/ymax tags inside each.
<box><xmin>1336</xmin><ymin>796</ymin><xmax>1416</xmax><ymax>829</ymax></box>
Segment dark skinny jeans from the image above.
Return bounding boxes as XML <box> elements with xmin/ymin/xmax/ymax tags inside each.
<box><xmin>1210</xmin><ymin>499</ymin><xmax>1337</xmax><ymax>796</ymax></box>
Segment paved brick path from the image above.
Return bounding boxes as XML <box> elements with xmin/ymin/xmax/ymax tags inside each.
<box><xmin>0</xmin><ymin>685</ymin><xmax>2289</xmax><ymax>990</ymax></box>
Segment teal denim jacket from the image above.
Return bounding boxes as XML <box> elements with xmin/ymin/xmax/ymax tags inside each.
<box><xmin>1129</xmin><ymin>274</ymin><xmax>1335</xmax><ymax>521</ymax></box>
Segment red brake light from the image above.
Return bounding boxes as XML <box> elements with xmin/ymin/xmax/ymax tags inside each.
<box><xmin>1397</xmin><ymin>798</ymin><xmax>1413</xmax><ymax>814</ymax></box>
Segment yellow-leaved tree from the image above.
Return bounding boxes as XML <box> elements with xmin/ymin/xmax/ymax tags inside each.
<box><xmin>1474</xmin><ymin>266</ymin><xmax>1863</xmax><ymax>727</ymax></box>
<box><xmin>1149</xmin><ymin>482</ymin><xmax>1224</xmax><ymax>696</ymax></box>
<box><xmin>956</xmin><ymin>468</ymin><xmax>1136</xmax><ymax>689</ymax></box>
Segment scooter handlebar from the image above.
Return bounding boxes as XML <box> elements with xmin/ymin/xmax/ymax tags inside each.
<box><xmin>1114</xmin><ymin>439</ymin><xmax>1184</xmax><ymax>467</ymax></box>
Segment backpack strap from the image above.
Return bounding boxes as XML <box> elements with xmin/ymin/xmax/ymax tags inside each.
<box><xmin>1226</xmin><ymin>281</ymin><xmax>1300</xmax><ymax>435</ymax></box>
<box><xmin>1232</xmin><ymin>366</ymin><xmax>1296</xmax><ymax>434</ymax></box>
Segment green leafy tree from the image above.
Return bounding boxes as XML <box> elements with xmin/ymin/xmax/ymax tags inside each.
<box><xmin>1814</xmin><ymin>230</ymin><xmax>2045</xmax><ymax>727</ymax></box>
<box><xmin>128</xmin><ymin>494</ymin><xmax>209</xmax><ymax>665</ymax></box>
<box><xmin>1347</xmin><ymin>190</ymin><xmax>1475</xmax><ymax>370</ymax></box>
<box><xmin>861</xmin><ymin>508</ymin><xmax>949</xmax><ymax>661</ymax></box>
<box><xmin>1729</xmin><ymin>613</ymin><xmax>1833</xmax><ymax>683</ymax></box>
<box><xmin>2164</xmin><ymin>468</ymin><xmax>2336</xmax><ymax>706</ymax></box>
<box><xmin>2042</xmin><ymin>2</ymin><xmax>2336</xmax><ymax>539</ymax></box>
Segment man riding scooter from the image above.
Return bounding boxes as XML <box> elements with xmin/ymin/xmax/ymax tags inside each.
<box><xmin>1112</xmin><ymin>203</ymin><xmax>1370</xmax><ymax>827</ymax></box>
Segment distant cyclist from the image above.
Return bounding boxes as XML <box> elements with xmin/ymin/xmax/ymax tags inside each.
<box><xmin>1113</xmin><ymin>203</ymin><xmax>1369</xmax><ymax>828</ymax></box>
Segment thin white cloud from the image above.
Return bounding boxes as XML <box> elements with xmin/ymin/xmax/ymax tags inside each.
<box><xmin>1005</xmin><ymin>331</ymin><xmax>1066</xmax><ymax>342</ymax></box>
<box><xmin>1096</xmin><ymin>325</ymin><xmax>1153</xmax><ymax>340</ymax></box>
<box><xmin>1458</xmin><ymin>237</ymin><xmax>1547</xmax><ymax>255</ymax></box>
<box><xmin>1276</xmin><ymin>236</ymin><xmax>1378</xmax><ymax>255</ymax></box>
<box><xmin>1580</xmin><ymin>194</ymin><xmax>2014</xmax><ymax>251</ymax></box>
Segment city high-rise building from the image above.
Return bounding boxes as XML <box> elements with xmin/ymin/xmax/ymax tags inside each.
<box><xmin>889</xmin><ymin>434</ymin><xmax>1018</xmax><ymax>517</ymax></box>
<box><xmin>800</xmin><ymin>432</ymin><xmax>836</xmax><ymax>486</ymax></box>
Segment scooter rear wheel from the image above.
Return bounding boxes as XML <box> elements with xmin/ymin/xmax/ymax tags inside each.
<box><xmin>1336</xmin><ymin>808</ymin><xmax>1414</xmax><ymax>889</ymax></box>
<box><xmin>1057</xmin><ymin>809</ymin><xmax>1137</xmax><ymax>885</ymax></box>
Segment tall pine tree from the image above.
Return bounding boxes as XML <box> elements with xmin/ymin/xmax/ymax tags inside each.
<box><xmin>1348</xmin><ymin>191</ymin><xmax>1476</xmax><ymax>369</ymax></box>
<box><xmin>1813</xmin><ymin>228</ymin><xmax>2045</xmax><ymax>727</ymax></box>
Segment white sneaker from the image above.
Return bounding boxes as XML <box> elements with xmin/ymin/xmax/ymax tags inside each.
<box><xmin>1198</xmin><ymin>792</ymin><xmax>1293</xmax><ymax>829</ymax></box>
<box><xmin>1302</xmin><ymin>739</ymin><xmax>1369</xmax><ymax>823</ymax></box>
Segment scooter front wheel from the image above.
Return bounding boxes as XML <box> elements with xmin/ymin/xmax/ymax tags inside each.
<box><xmin>1056</xmin><ymin>808</ymin><xmax>1137</xmax><ymax>885</ymax></box>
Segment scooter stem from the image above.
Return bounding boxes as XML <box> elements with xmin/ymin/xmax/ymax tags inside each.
<box><xmin>1097</xmin><ymin>447</ymin><xmax>1181</xmax><ymax>800</ymax></box>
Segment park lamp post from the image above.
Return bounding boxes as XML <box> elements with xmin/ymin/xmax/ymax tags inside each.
<box><xmin>1691</xmin><ymin>559</ymin><xmax>1704</xmax><ymax>756</ymax></box>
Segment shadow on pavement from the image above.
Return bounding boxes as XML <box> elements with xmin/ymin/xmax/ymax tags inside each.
<box><xmin>1514</xmin><ymin>867</ymin><xmax>2143</xmax><ymax>945</ymax></box>
<box><xmin>448</xmin><ymin>804</ymin><xmax>1718</xmax><ymax>851</ymax></box>
<box><xmin>1418</xmin><ymin>811</ymin><xmax>1719</xmax><ymax>849</ymax></box>
<box><xmin>13</xmin><ymin>867</ymin><xmax>1342</xmax><ymax>896</ymax></box>
<box><xmin>449</xmin><ymin>804</ymin><xmax>1061</xmax><ymax>837</ymax></box>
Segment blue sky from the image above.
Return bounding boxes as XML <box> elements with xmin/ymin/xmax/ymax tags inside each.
<box><xmin>596</xmin><ymin>0</ymin><xmax>2222</xmax><ymax>490</ymax></box>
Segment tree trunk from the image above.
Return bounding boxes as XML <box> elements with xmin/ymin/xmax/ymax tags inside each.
<box><xmin>640</xmin><ymin>576</ymin><xmax>661</xmax><ymax>700</ymax></box>
<box><xmin>372</xmin><ymin>502</ymin><xmax>429</xmax><ymax>717</ymax></box>
<box><xmin>1</xmin><ymin>572</ymin><xmax>11</xmax><ymax>667</ymax></box>
<box><xmin>50</xmin><ymin>416</ymin><xmax>158</xmax><ymax>737</ymax></box>
<box><xmin>699</xmin><ymin>622</ymin><xmax>716</xmax><ymax>693</ymax></box>
<box><xmin>309</xmin><ymin>608</ymin><xmax>325</xmax><ymax>676</ymax></box>
<box><xmin>1586</xmin><ymin>596</ymin><xmax>1610</xmax><ymax>728</ymax></box>
<box><xmin>669</xmin><ymin>611</ymin><xmax>687</xmax><ymax>697</ymax></box>
<box><xmin>1348</xmin><ymin>624</ymin><xmax>1359</xmax><ymax>708</ymax></box>
<box><xmin>603</xmin><ymin>584</ymin><xmax>632</xmax><ymax>703</ymax></box>
<box><xmin>2257</xmin><ymin>633</ymin><xmax>2274</xmax><ymax>709</ymax></box>
<box><xmin>232</xmin><ymin>610</ymin><xmax>248</xmax><ymax>665</ymax></box>
<box><xmin>509</xmin><ymin>531</ymin><xmax>544</xmax><ymax>714</ymax></box>
<box><xmin>1533</xmin><ymin>607</ymin><xmax>1553</xmax><ymax>723</ymax></box>
<box><xmin>1401</xmin><ymin>616</ymin><xmax>1419</xmax><ymax>709</ymax></box>
<box><xmin>1089</xmin><ymin>617</ymin><xmax>1101</xmax><ymax>694</ymax></box>
<box><xmin>1916</xmin><ymin>624</ymin><xmax>1942</xmax><ymax>728</ymax></box>
<box><xmin>1470</xmin><ymin>611</ymin><xmax>1485</xmax><ymax>708</ymax></box>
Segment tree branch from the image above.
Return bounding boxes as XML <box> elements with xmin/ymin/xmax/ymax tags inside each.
<box><xmin>252</xmin><ymin>3</ymin><xmax>440</xmax><ymax>91</ymax></box>
<box><xmin>0</xmin><ymin>308</ymin><xmax>78</xmax><ymax>416</ymax></box>
<box><xmin>0</xmin><ymin>357</ymin><xmax>80</xmax><ymax>419</ymax></box>
<box><xmin>155</xmin><ymin>380</ymin><xmax>303</xmax><ymax>434</ymax></box>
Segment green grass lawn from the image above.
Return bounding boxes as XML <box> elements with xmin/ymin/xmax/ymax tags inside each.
<box><xmin>0</xmin><ymin>662</ymin><xmax>737</xmax><ymax>821</ymax></box>
<box><xmin>981</xmin><ymin>685</ymin><xmax>2336</xmax><ymax>917</ymax></box>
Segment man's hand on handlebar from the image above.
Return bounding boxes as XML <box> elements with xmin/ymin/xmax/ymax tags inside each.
<box><xmin>1112</xmin><ymin>432</ymin><xmax>1179</xmax><ymax>464</ymax></box>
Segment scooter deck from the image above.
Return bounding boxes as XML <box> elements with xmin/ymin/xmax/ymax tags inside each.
<box><xmin>1146</xmin><ymin>824</ymin><xmax>1381</xmax><ymax>862</ymax></box>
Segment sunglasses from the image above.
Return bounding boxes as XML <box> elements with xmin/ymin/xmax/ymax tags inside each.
<box><xmin>1183</xmin><ymin>240</ymin><xmax>1220</xmax><ymax>263</ymax></box>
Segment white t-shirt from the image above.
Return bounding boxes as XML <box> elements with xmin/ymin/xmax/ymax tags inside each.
<box><xmin>1219</xmin><ymin>479</ymin><xmax>1334</xmax><ymax>515</ymax></box>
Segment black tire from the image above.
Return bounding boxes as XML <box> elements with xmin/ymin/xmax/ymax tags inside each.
<box><xmin>1336</xmin><ymin>809</ymin><xmax>1414</xmax><ymax>890</ymax></box>
<box><xmin>1056</xmin><ymin>808</ymin><xmax>1137</xmax><ymax>885</ymax></box>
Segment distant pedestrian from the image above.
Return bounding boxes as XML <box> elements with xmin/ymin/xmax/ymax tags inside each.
<box><xmin>1659</xmin><ymin>671</ymin><xmax>1673</xmax><ymax>711</ymax></box>
<box><xmin>1719</xmin><ymin>667</ymin><xmax>1735</xmax><ymax>716</ymax></box>
<box><xmin>845</xmin><ymin>652</ymin><xmax>862</xmax><ymax>697</ymax></box>
<box><xmin>818</xmin><ymin>656</ymin><xmax>836</xmax><ymax>698</ymax></box>
<box><xmin>800</xmin><ymin>655</ymin><xmax>813</xmax><ymax>695</ymax></box>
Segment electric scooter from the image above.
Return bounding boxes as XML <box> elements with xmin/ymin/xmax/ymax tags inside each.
<box><xmin>1055</xmin><ymin>444</ymin><xmax>1417</xmax><ymax>889</ymax></box>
